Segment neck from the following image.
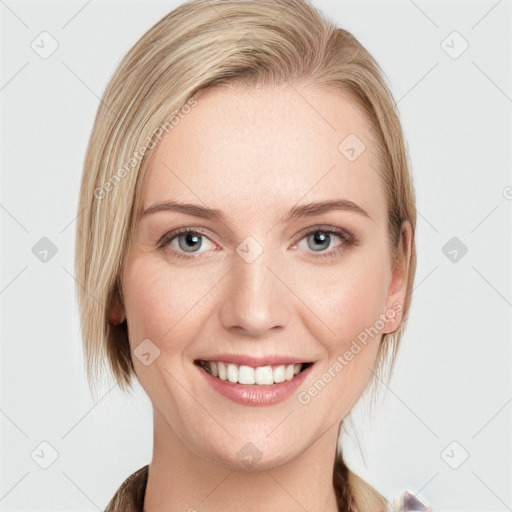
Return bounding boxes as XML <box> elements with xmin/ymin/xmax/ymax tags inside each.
<box><xmin>143</xmin><ymin>409</ymin><xmax>341</xmax><ymax>512</ymax></box>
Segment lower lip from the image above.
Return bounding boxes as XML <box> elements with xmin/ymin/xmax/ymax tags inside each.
<box><xmin>196</xmin><ymin>364</ymin><xmax>313</xmax><ymax>406</ymax></box>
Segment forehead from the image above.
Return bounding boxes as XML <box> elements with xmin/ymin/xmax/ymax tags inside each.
<box><xmin>140</xmin><ymin>83</ymin><xmax>385</xmax><ymax>225</ymax></box>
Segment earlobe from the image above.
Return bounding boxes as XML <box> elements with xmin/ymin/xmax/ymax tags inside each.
<box><xmin>382</xmin><ymin>220</ymin><xmax>413</xmax><ymax>334</ymax></box>
<box><xmin>108</xmin><ymin>306</ymin><xmax>126</xmax><ymax>325</ymax></box>
<box><xmin>107</xmin><ymin>292</ymin><xmax>126</xmax><ymax>325</ymax></box>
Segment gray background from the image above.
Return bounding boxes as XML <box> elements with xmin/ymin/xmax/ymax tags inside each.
<box><xmin>1</xmin><ymin>0</ymin><xmax>511</xmax><ymax>510</ymax></box>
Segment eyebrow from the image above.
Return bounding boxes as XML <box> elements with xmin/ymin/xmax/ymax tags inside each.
<box><xmin>140</xmin><ymin>199</ymin><xmax>371</xmax><ymax>222</ymax></box>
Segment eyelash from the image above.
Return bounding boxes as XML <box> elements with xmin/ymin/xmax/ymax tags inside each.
<box><xmin>156</xmin><ymin>225</ymin><xmax>355</xmax><ymax>261</ymax></box>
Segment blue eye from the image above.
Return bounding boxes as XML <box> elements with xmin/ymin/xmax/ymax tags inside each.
<box><xmin>157</xmin><ymin>228</ymin><xmax>216</xmax><ymax>258</ymax></box>
<box><xmin>306</xmin><ymin>231</ymin><xmax>333</xmax><ymax>251</ymax></box>
<box><xmin>294</xmin><ymin>227</ymin><xmax>351</xmax><ymax>259</ymax></box>
<box><xmin>177</xmin><ymin>231</ymin><xmax>203</xmax><ymax>252</ymax></box>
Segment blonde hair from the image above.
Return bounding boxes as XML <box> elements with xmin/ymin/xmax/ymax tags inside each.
<box><xmin>75</xmin><ymin>0</ymin><xmax>417</xmax><ymax>509</ymax></box>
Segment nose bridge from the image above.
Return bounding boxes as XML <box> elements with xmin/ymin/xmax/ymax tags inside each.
<box><xmin>219</xmin><ymin>243</ymin><xmax>289</xmax><ymax>336</ymax></box>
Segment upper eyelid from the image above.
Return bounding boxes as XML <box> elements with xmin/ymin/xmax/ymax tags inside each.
<box><xmin>158</xmin><ymin>227</ymin><xmax>218</xmax><ymax>248</ymax></box>
<box><xmin>293</xmin><ymin>224</ymin><xmax>351</xmax><ymax>240</ymax></box>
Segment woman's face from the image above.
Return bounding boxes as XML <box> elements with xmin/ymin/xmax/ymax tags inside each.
<box><xmin>114</xmin><ymin>83</ymin><xmax>410</xmax><ymax>470</ymax></box>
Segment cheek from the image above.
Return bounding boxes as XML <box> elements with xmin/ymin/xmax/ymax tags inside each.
<box><xmin>292</xmin><ymin>256</ymin><xmax>388</xmax><ymax>419</ymax></box>
<box><xmin>122</xmin><ymin>255</ymin><xmax>220</xmax><ymax>350</ymax></box>
<box><xmin>292</xmin><ymin>251</ymin><xmax>391</xmax><ymax>349</ymax></box>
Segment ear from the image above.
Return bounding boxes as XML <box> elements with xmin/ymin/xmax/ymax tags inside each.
<box><xmin>107</xmin><ymin>288</ymin><xmax>126</xmax><ymax>325</ymax></box>
<box><xmin>382</xmin><ymin>220</ymin><xmax>414</xmax><ymax>334</ymax></box>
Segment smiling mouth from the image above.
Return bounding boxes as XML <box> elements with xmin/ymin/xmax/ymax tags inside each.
<box><xmin>194</xmin><ymin>360</ymin><xmax>313</xmax><ymax>386</ymax></box>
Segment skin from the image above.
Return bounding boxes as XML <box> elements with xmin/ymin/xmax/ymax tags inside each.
<box><xmin>109</xmin><ymin>82</ymin><xmax>413</xmax><ymax>512</ymax></box>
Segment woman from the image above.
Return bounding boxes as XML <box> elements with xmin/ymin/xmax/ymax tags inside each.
<box><xmin>75</xmin><ymin>0</ymin><xmax>424</xmax><ymax>510</ymax></box>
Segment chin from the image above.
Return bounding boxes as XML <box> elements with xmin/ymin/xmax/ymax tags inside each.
<box><xmin>195</xmin><ymin>435</ymin><xmax>301</xmax><ymax>473</ymax></box>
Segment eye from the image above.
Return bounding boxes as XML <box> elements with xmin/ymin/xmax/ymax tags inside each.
<box><xmin>292</xmin><ymin>226</ymin><xmax>354</xmax><ymax>259</ymax></box>
<box><xmin>157</xmin><ymin>225</ymin><xmax>355</xmax><ymax>261</ymax></box>
<box><xmin>157</xmin><ymin>228</ymin><xmax>217</xmax><ymax>259</ymax></box>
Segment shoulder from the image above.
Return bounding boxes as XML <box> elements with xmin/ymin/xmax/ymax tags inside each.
<box><xmin>104</xmin><ymin>465</ymin><xmax>149</xmax><ymax>512</ymax></box>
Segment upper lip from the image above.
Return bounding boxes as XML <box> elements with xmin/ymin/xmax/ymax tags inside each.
<box><xmin>194</xmin><ymin>354</ymin><xmax>313</xmax><ymax>366</ymax></box>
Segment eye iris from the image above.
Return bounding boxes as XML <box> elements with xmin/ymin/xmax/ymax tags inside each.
<box><xmin>307</xmin><ymin>231</ymin><xmax>330</xmax><ymax>251</ymax></box>
<box><xmin>178</xmin><ymin>232</ymin><xmax>202</xmax><ymax>252</ymax></box>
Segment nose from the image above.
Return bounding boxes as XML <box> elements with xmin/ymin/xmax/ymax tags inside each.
<box><xmin>218</xmin><ymin>247</ymin><xmax>290</xmax><ymax>338</ymax></box>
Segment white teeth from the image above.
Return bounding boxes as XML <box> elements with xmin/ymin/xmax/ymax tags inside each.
<box><xmin>238</xmin><ymin>365</ymin><xmax>255</xmax><ymax>385</ymax></box>
<box><xmin>255</xmin><ymin>366</ymin><xmax>274</xmax><ymax>385</ymax></box>
<box><xmin>273</xmin><ymin>365</ymin><xmax>286</xmax><ymax>383</ymax></box>
<box><xmin>217</xmin><ymin>362</ymin><xmax>227</xmax><ymax>380</ymax></box>
<box><xmin>201</xmin><ymin>361</ymin><xmax>305</xmax><ymax>385</ymax></box>
<box><xmin>227</xmin><ymin>363</ymin><xmax>238</xmax><ymax>383</ymax></box>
